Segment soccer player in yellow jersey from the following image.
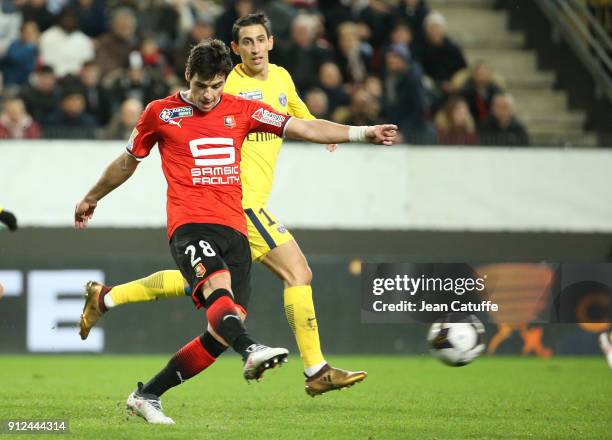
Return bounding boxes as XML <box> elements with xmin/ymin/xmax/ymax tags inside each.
<box><xmin>79</xmin><ymin>13</ymin><xmax>367</xmax><ymax>396</ymax></box>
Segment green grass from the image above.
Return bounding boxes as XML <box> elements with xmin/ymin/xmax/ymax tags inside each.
<box><xmin>0</xmin><ymin>355</ymin><xmax>610</xmax><ymax>439</ymax></box>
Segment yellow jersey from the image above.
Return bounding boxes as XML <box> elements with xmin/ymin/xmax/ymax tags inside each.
<box><xmin>225</xmin><ymin>63</ymin><xmax>314</xmax><ymax>208</ymax></box>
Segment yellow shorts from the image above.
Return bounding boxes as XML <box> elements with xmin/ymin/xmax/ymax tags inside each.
<box><xmin>244</xmin><ymin>206</ymin><xmax>294</xmax><ymax>262</ymax></box>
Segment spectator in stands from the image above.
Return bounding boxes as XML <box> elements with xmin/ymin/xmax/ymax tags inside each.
<box><xmin>99</xmin><ymin>97</ymin><xmax>142</xmax><ymax>140</ymax></box>
<box><xmin>420</xmin><ymin>11</ymin><xmax>467</xmax><ymax>95</ymax></box>
<box><xmin>43</xmin><ymin>0</ymin><xmax>70</xmax><ymax>15</ymax></box>
<box><xmin>355</xmin><ymin>0</ymin><xmax>394</xmax><ymax>49</ymax></box>
<box><xmin>20</xmin><ymin>65</ymin><xmax>61</xmax><ymax>123</ymax></box>
<box><xmin>39</xmin><ymin>7</ymin><xmax>94</xmax><ymax>77</ymax></box>
<box><xmin>0</xmin><ymin>94</ymin><xmax>41</xmax><ymax>139</ymax></box>
<box><xmin>289</xmin><ymin>0</ymin><xmax>318</xmax><ymax>8</ymax></box>
<box><xmin>75</xmin><ymin>0</ymin><xmax>107</xmax><ymax>38</ymax></box>
<box><xmin>19</xmin><ymin>0</ymin><xmax>56</xmax><ymax>33</ymax></box>
<box><xmin>317</xmin><ymin>61</ymin><xmax>350</xmax><ymax>116</ymax></box>
<box><xmin>172</xmin><ymin>17</ymin><xmax>215</xmax><ymax>78</ymax></box>
<box><xmin>135</xmin><ymin>1</ymin><xmax>181</xmax><ymax>50</ymax></box>
<box><xmin>185</xmin><ymin>1</ymin><xmax>223</xmax><ymax>25</ymax></box>
<box><xmin>338</xmin><ymin>88</ymin><xmax>382</xmax><ymax>126</ymax></box>
<box><xmin>335</xmin><ymin>21</ymin><xmax>371</xmax><ymax>84</ymax></box>
<box><xmin>107</xmin><ymin>51</ymin><xmax>168</xmax><ymax>110</ymax></box>
<box><xmin>364</xmin><ymin>74</ymin><xmax>383</xmax><ymax>102</ymax></box>
<box><xmin>44</xmin><ymin>85</ymin><xmax>97</xmax><ymax>139</ymax></box>
<box><xmin>317</xmin><ymin>0</ymin><xmax>351</xmax><ymax>47</ymax></box>
<box><xmin>277</xmin><ymin>13</ymin><xmax>333</xmax><ymax>93</ymax></box>
<box><xmin>166</xmin><ymin>76</ymin><xmax>182</xmax><ymax>96</ymax></box>
<box><xmin>215</xmin><ymin>0</ymin><xmax>254</xmax><ymax>46</ymax></box>
<box><xmin>304</xmin><ymin>88</ymin><xmax>330</xmax><ymax>119</ymax></box>
<box><xmin>479</xmin><ymin>93</ymin><xmax>530</xmax><ymax>146</ymax></box>
<box><xmin>263</xmin><ymin>0</ymin><xmax>298</xmax><ymax>41</ymax></box>
<box><xmin>383</xmin><ymin>44</ymin><xmax>433</xmax><ymax>144</ymax></box>
<box><xmin>78</xmin><ymin>61</ymin><xmax>112</xmax><ymax>126</ymax></box>
<box><xmin>435</xmin><ymin>96</ymin><xmax>479</xmax><ymax>145</ymax></box>
<box><xmin>386</xmin><ymin>21</ymin><xmax>416</xmax><ymax>64</ymax></box>
<box><xmin>1</xmin><ymin>21</ymin><xmax>39</xmax><ymax>87</ymax></box>
<box><xmin>96</xmin><ymin>7</ymin><xmax>137</xmax><ymax>78</ymax></box>
<box><xmin>460</xmin><ymin>62</ymin><xmax>503</xmax><ymax>123</ymax></box>
<box><xmin>0</xmin><ymin>3</ymin><xmax>22</xmax><ymax>58</ymax></box>
<box><xmin>394</xmin><ymin>0</ymin><xmax>429</xmax><ymax>50</ymax></box>
<box><xmin>139</xmin><ymin>37</ymin><xmax>168</xmax><ymax>73</ymax></box>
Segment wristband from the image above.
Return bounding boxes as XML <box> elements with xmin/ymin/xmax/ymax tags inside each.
<box><xmin>348</xmin><ymin>126</ymin><xmax>369</xmax><ymax>143</ymax></box>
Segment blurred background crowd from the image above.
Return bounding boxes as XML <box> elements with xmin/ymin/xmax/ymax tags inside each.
<box><xmin>0</xmin><ymin>0</ymin><xmax>537</xmax><ymax>145</ymax></box>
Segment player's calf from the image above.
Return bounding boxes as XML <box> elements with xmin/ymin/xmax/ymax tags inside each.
<box><xmin>139</xmin><ymin>332</ymin><xmax>226</xmax><ymax>397</ymax></box>
<box><xmin>205</xmin><ymin>288</ymin><xmax>289</xmax><ymax>380</ymax></box>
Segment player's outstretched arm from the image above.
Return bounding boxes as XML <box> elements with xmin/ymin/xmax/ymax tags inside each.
<box><xmin>74</xmin><ymin>152</ymin><xmax>140</xmax><ymax>229</ymax></box>
<box><xmin>284</xmin><ymin>119</ymin><xmax>398</xmax><ymax>146</ymax></box>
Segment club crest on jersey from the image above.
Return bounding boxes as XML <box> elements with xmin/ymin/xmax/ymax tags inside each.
<box><xmin>279</xmin><ymin>92</ymin><xmax>287</xmax><ymax>107</ymax></box>
<box><xmin>251</xmin><ymin>108</ymin><xmax>286</xmax><ymax>127</ymax></box>
<box><xmin>224</xmin><ymin>115</ymin><xmax>236</xmax><ymax>128</ymax></box>
<box><xmin>159</xmin><ymin>106</ymin><xmax>193</xmax><ymax>123</ymax></box>
<box><xmin>238</xmin><ymin>90</ymin><xmax>263</xmax><ymax>101</ymax></box>
<box><xmin>194</xmin><ymin>262</ymin><xmax>206</xmax><ymax>278</ymax></box>
<box><xmin>277</xmin><ymin>225</ymin><xmax>287</xmax><ymax>234</ymax></box>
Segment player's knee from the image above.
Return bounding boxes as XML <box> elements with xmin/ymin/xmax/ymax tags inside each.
<box><xmin>205</xmin><ymin>288</ymin><xmax>245</xmax><ymax>345</ymax></box>
<box><xmin>284</xmin><ymin>263</ymin><xmax>312</xmax><ymax>286</ymax></box>
<box><xmin>205</xmin><ymin>288</ymin><xmax>234</xmax><ymax>308</ymax></box>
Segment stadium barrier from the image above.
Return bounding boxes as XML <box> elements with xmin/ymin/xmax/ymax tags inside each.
<box><xmin>1</xmin><ymin>141</ymin><xmax>612</xmax><ymax>231</ymax></box>
<box><xmin>0</xmin><ymin>257</ymin><xmax>606</xmax><ymax>355</ymax></box>
<box><xmin>1</xmin><ymin>142</ymin><xmax>610</xmax><ymax>354</ymax></box>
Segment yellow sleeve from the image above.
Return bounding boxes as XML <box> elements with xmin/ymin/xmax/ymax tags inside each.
<box><xmin>283</xmin><ymin>69</ymin><xmax>315</xmax><ymax>120</ymax></box>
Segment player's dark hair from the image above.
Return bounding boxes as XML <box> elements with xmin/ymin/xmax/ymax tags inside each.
<box><xmin>232</xmin><ymin>13</ymin><xmax>272</xmax><ymax>43</ymax></box>
<box><xmin>185</xmin><ymin>38</ymin><xmax>233</xmax><ymax>80</ymax></box>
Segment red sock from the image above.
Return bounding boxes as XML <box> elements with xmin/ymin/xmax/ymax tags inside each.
<box><xmin>140</xmin><ymin>333</ymin><xmax>225</xmax><ymax>396</ymax></box>
<box><xmin>174</xmin><ymin>337</ymin><xmax>217</xmax><ymax>379</ymax></box>
<box><xmin>97</xmin><ymin>285</ymin><xmax>112</xmax><ymax>313</ymax></box>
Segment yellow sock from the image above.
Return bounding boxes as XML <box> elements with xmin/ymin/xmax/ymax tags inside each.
<box><xmin>109</xmin><ymin>270</ymin><xmax>186</xmax><ymax>305</ymax></box>
<box><xmin>284</xmin><ymin>285</ymin><xmax>325</xmax><ymax>369</ymax></box>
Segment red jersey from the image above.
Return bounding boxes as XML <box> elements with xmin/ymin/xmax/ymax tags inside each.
<box><xmin>127</xmin><ymin>92</ymin><xmax>291</xmax><ymax>239</ymax></box>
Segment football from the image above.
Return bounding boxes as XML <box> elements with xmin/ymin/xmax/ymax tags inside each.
<box><xmin>427</xmin><ymin>314</ymin><xmax>486</xmax><ymax>367</ymax></box>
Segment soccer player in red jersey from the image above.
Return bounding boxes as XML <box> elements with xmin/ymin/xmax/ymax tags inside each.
<box><xmin>74</xmin><ymin>39</ymin><xmax>396</xmax><ymax>424</ymax></box>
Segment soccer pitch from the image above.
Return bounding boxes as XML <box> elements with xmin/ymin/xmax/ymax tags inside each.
<box><xmin>0</xmin><ymin>355</ymin><xmax>609</xmax><ymax>439</ymax></box>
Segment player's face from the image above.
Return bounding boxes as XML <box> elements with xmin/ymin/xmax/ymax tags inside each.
<box><xmin>231</xmin><ymin>24</ymin><xmax>274</xmax><ymax>76</ymax></box>
<box><xmin>186</xmin><ymin>73</ymin><xmax>226</xmax><ymax>112</ymax></box>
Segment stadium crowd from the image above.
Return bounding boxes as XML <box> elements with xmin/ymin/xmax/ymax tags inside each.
<box><xmin>0</xmin><ymin>0</ymin><xmax>529</xmax><ymax>145</ymax></box>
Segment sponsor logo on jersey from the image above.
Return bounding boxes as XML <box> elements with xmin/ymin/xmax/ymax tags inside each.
<box><xmin>238</xmin><ymin>90</ymin><xmax>263</xmax><ymax>101</ymax></box>
<box><xmin>189</xmin><ymin>138</ymin><xmax>240</xmax><ymax>186</ymax></box>
<box><xmin>279</xmin><ymin>92</ymin><xmax>288</xmax><ymax>107</ymax></box>
<box><xmin>194</xmin><ymin>262</ymin><xmax>206</xmax><ymax>278</ymax></box>
<box><xmin>251</xmin><ymin>108</ymin><xmax>286</xmax><ymax>127</ymax></box>
<box><xmin>277</xmin><ymin>225</ymin><xmax>287</xmax><ymax>234</ymax></box>
<box><xmin>224</xmin><ymin>115</ymin><xmax>236</xmax><ymax>128</ymax></box>
<box><xmin>246</xmin><ymin>132</ymin><xmax>279</xmax><ymax>142</ymax></box>
<box><xmin>159</xmin><ymin>106</ymin><xmax>193</xmax><ymax>123</ymax></box>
